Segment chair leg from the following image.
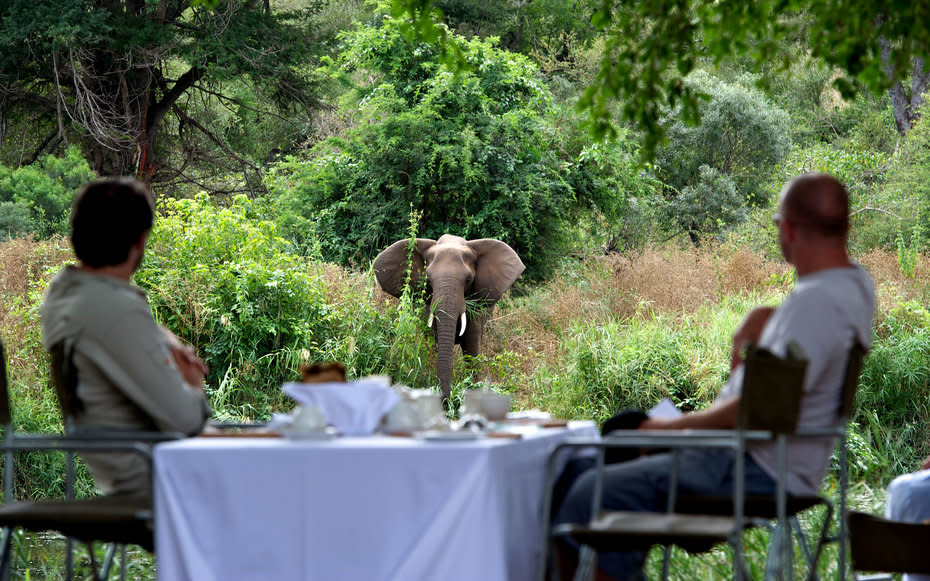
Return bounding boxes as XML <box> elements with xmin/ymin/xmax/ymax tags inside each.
<box><xmin>0</xmin><ymin>528</ymin><xmax>12</xmax><ymax>581</ymax></box>
<box><xmin>119</xmin><ymin>544</ymin><xmax>128</xmax><ymax>581</ymax></box>
<box><xmin>660</xmin><ymin>545</ymin><xmax>671</xmax><ymax>580</ymax></box>
<box><xmin>574</xmin><ymin>546</ymin><xmax>596</xmax><ymax>581</ymax></box>
<box><xmin>65</xmin><ymin>537</ymin><xmax>74</xmax><ymax>581</ymax></box>
<box><xmin>806</xmin><ymin>502</ymin><xmax>835</xmax><ymax>581</ymax></box>
<box><xmin>790</xmin><ymin>517</ymin><xmax>821</xmax><ymax>581</ymax></box>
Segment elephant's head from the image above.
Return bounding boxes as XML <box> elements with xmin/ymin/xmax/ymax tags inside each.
<box><xmin>373</xmin><ymin>234</ymin><xmax>525</xmax><ymax>400</ymax></box>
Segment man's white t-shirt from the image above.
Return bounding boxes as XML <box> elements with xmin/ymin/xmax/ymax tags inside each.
<box><xmin>719</xmin><ymin>264</ymin><xmax>875</xmax><ymax>495</ymax></box>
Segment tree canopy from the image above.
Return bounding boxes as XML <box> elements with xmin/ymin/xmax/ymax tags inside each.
<box><xmin>266</xmin><ymin>13</ymin><xmax>651</xmax><ymax>278</ymax></box>
<box><xmin>393</xmin><ymin>0</ymin><xmax>930</xmax><ymax>155</ymax></box>
<box><xmin>0</xmin><ymin>0</ymin><xmax>321</xmax><ymax>190</ymax></box>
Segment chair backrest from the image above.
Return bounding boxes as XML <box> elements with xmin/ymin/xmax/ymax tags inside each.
<box><xmin>738</xmin><ymin>341</ymin><xmax>808</xmax><ymax>434</ymax></box>
<box><xmin>49</xmin><ymin>340</ymin><xmax>83</xmax><ymax>422</ymax></box>
<box><xmin>849</xmin><ymin>511</ymin><xmax>930</xmax><ymax>575</ymax></box>
<box><xmin>0</xmin><ymin>338</ymin><xmax>10</xmax><ymax>426</ymax></box>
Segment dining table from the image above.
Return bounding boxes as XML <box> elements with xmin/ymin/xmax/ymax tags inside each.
<box><xmin>153</xmin><ymin>419</ymin><xmax>598</xmax><ymax>581</ymax></box>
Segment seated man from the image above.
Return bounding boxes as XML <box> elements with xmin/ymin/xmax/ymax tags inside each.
<box><xmin>553</xmin><ymin>173</ymin><xmax>876</xmax><ymax>580</ymax></box>
<box><xmin>40</xmin><ymin>177</ymin><xmax>210</xmax><ymax>499</ymax></box>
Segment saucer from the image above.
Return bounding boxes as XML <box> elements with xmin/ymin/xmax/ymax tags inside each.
<box><xmin>280</xmin><ymin>426</ymin><xmax>340</xmax><ymax>440</ymax></box>
<box><xmin>416</xmin><ymin>430</ymin><xmax>484</xmax><ymax>442</ymax></box>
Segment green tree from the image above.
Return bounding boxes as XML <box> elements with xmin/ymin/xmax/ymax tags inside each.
<box><xmin>267</xmin><ymin>14</ymin><xmax>645</xmax><ymax>278</ymax></box>
<box><xmin>393</xmin><ymin>0</ymin><xmax>930</xmax><ymax>154</ymax></box>
<box><xmin>654</xmin><ymin>71</ymin><xmax>791</xmax><ymax>241</ymax></box>
<box><xmin>0</xmin><ymin>146</ymin><xmax>94</xmax><ymax>238</ymax></box>
<box><xmin>0</xmin><ymin>0</ymin><xmax>320</xmax><ymax>188</ymax></box>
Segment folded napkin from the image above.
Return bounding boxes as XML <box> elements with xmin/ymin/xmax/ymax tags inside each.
<box><xmin>282</xmin><ymin>376</ymin><xmax>400</xmax><ymax>436</ymax></box>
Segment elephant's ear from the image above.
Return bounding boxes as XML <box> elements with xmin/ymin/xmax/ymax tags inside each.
<box><xmin>373</xmin><ymin>238</ymin><xmax>436</xmax><ymax>298</ymax></box>
<box><xmin>467</xmin><ymin>239</ymin><xmax>526</xmax><ymax>302</ymax></box>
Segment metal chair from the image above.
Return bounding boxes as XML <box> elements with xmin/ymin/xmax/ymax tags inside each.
<box><xmin>539</xmin><ymin>341</ymin><xmax>814</xmax><ymax>581</ymax></box>
<box><xmin>671</xmin><ymin>340</ymin><xmax>868</xmax><ymax>580</ymax></box>
<box><xmin>539</xmin><ymin>340</ymin><xmax>867</xmax><ymax>581</ymax></box>
<box><xmin>0</xmin><ymin>337</ymin><xmax>180</xmax><ymax>580</ymax></box>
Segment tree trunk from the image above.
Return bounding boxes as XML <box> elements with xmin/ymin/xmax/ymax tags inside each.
<box><xmin>882</xmin><ymin>37</ymin><xmax>929</xmax><ymax>135</ymax></box>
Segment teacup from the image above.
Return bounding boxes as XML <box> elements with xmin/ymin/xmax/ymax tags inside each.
<box><xmin>461</xmin><ymin>389</ymin><xmax>512</xmax><ymax>421</ymax></box>
<box><xmin>385</xmin><ymin>389</ymin><xmax>443</xmax><ymax>431</ymax></box>
<box><xmin>290</xmin><ymin>405</ymin><xmax>327</xmax><ymax>432</ymax></box>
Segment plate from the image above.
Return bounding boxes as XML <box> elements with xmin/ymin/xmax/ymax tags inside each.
<box><xmin>417</xmin><ymin>430</ymin><xmax>484</xmax><ymax>442</ymax></box>
<box><xmin>280</xmin><ymin>426</ymin><xmax>340</xmax><ymax>441</ymax></box>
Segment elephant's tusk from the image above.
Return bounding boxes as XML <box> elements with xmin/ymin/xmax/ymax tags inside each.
<box><xmin>459</xmin><ymin>312</ymin><xmax>467</xmax><ymax>337</ymax></box>
<box><xmin>428</xmin><ymin>316</ymin><xmax>434</xmax><ymax>329</ymax></box>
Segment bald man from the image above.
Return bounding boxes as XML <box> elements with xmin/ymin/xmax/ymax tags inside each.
<box><xmin>553</xmin><ymin>173</ymin><xmax>876</xmax><ymax>581</ymax></box>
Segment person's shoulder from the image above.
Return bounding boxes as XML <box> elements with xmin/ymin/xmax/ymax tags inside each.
<box><xmin>60</xmin><ymin>269</ymin><xmax>149</xmax><ymax>318</ymax></box>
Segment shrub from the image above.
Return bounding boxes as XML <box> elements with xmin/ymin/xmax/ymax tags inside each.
<box><xmin>0</xmin><ymin>146</ymin><xmax>94</xmax><ymax>239</ymax></box>
<box><xmin>655</xmin><ymin>70</ymin><xmax>792</xmax><ymax>237</ymax></box>
<box><xmin>137</xmin><ymin>195</ymin><xmax>341</xmax><ymax>416</ymax></box>
<box><xmin>267</xmin><ymin>14</ymin><xmax>645</xmax><ymax>279</ymax></box>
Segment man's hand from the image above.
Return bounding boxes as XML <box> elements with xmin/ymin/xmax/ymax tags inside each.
<box><xmin>731</xmin><ymin>306</ymin><xmax>776</xmax><ymax>371</ymax></box>
<box><xmin>161</xmin><ymin>327</ymin><xmax>208</xmax><ymax>389</ymax></box>
<box><xmin>921</xmin><ymin>454</ymin><xmax>930</xmax><ymax>471</ymax></box>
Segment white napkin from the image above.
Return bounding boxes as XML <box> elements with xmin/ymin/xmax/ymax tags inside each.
<box><xmin>282</xmin><ymin>376</ymin><xmax>400</xmax><ymax>436</ymax></box>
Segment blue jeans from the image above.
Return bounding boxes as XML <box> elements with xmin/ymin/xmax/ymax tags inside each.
<box><xmin>553</xmin><ymin>449</ymin><xmax>776</xmax><ymax>580</ymax></box>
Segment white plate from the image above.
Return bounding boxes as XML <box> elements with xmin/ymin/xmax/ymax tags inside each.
<box><xmin>417</xmin><ymin>430</ymin><xmax>484</xmax><ymax>442</ymax></box>
<box><xmin>280</xmin><ymin>426</ymin><xmax>340</xmax><ymax>441</ymax></box>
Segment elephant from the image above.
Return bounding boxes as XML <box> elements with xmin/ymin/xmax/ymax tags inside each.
<box><xmin>373</xmin><ymin>234</ymin><xmax>525</xmax><ymax>401</ymax></box>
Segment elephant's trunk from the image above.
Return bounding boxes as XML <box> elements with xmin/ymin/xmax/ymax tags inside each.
<box><xmin>435</xmin><ymin>313</ymin><xmax>457</xmax><ymax>401</ymax></box>
<box><xmin>431</xmin><ymin>288</ymin><xmax>466</xmax><ymax>402</ymax></box>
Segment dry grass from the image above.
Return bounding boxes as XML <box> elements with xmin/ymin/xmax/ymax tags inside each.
<box><xmin>485</xmin><ymin>244</ymin><xmax>790</xmax><ymax>382</ymax></box>
<box><xmin>0</xmin><ymin>236</ymin><xmax>72</xmax><ymax>387</ymax></box>
<box><xmin>858</xmin><ymin>248</ymin><xmax>930</xmax><ymax>316</ymax></box>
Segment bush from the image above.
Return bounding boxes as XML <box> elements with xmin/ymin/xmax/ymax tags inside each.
<box><xmin>137</xmin><ymin>195</ymin><xmax>342</xmax><ymax>416</ymax></box>
<box><xmin>267</xmin><ymin>14</ymin><xmax>644</xmax><ymax>279</ymax></box>
<box><xmin>0</xmin><ymin>146</ymin><xmax>94</xmax><ymax>239</ymax></box>
<box><xmin>136</xmin><ymin>195</ymin><xmax>446</xmax><ymax>417</ymax></box>
<box><xmin>854</xmin><ymin>300</ymin><xmax>930</xmax><ymax>484</ymax></box>
<box><xmin>875</xmin><ymin>112</ymin><xmax>930</xmax><ymax>251</ymax></box>
<box><xmin>655</xmin><ymin>70</ymin><xmax>791</xmax><ymax>239</ymax></box>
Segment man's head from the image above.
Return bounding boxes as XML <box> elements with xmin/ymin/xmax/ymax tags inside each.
<box><xmin>774</xmin><ymin>173</ymin><xmax>850</xmax><ymax>272</ymax></box>
<box><xmin>71</xmin><ymin>178</ymin><xmax>154</xmax><ymax>269</ymax></box>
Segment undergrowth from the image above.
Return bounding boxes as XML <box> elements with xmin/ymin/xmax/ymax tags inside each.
<box><xmin>3</xmin><ymin>203</ymin><xmax>930</xmax><ymax>578</ymax></box>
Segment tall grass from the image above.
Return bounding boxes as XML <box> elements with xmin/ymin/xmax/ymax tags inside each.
<box><xmin>4</xmin><ymin>211</ymin><xmax>930</xmax><ymax>578</ymax></box>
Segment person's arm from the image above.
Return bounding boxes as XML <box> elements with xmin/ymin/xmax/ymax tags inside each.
<box><xmin>730</xmin><ymin>306</ymin><xmax>775</xmax><ymax>371</ymax></box>
<box><xmin>638</xmin><ymin>395</ymin><xmax>740</xmax><ymax>431</ymax></box>
<box><xmin>84</xmin><ymin>304</ymin><xmax>210</xmax><ymax>435</ymax></box>
<box><xmin>160</xmin><ymin>326</ymin><xmax>208</xmax><ymax>388</ymax></box>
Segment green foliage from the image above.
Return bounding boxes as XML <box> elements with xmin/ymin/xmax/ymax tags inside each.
<box><xmin>653</xmin><ymin>71</ymin><xmax>790</xmax><ymax>239</ymax></box>
<box><xmin>394</xmin><ymin>0</ymin><xmax>930</xmax><ymax>157</ymax></box>
<box><xmin>897</xmin><ymin>224</ymin><xmax>921</xmax><ymax>278</ymax></box>
<box><xmin>268</xmin><ymin>14</ymin><xmax>644</xmax><ymax>279</ymax></box>
<box><xmin>135</xmin><ymin>194</ymin><xmax>444</xmax><ymax>417</ymax></box>
<box><xmin>567</xmin><ymin>135</ymin><xmax>661</xmax><ymax>253</ymax></box>
<box><xmin>855</xmin><ymin>300</ymin><xmax>930</xmax><ymax>483</ymax></box>
<box><xmin>664</xmin><ymin>165</ymin><xmax>746</xmax><ymax>242</ymax></box>
<box><xmin>0</xmin><ymin>147</ymin><xmax>94</xmax><ymax>239</ymax></box>
<box><xmin>0</xmin><ymin>0</ymin><xmax>321</xmax><ymax>184</ymax></box>
<box><xmin>657</xmin><ymin>72</ymin><xmax>792</xmax><ymax>205</ymax></box>
<box><xmin>879</xmin><ymin>111</ymin><xmax>930</xmax><ymax>250</ymax></box>
<box><xmin>136</xmin><ymin>195</ymin><xmax>337</xmax><ymax>416</ymax></box>
<box><xmin>526</xmin><ymin>302</ymin><xmax>752</xmax><ymax>424</ymax></box>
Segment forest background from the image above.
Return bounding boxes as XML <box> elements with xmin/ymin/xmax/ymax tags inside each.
<box><xmin>2</xmin><ymin>0</ymin><xmax>930</xmax><ymax>577</ymax></box>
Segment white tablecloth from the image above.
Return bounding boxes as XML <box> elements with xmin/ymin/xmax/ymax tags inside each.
<box><xmin>154</xmin><ymin>421</ymin><xmax>597</xmax><ymax>581</ymax></box>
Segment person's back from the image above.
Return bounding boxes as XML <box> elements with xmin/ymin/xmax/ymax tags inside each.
<box><xmin>40</xmin><ymin>178</ymin><xmax>209</xmax><ymax>498</ymax></box>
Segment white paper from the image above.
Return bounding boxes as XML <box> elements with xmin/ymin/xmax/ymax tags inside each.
<box><xmin>648</xmin><ymin>397</ymin><xmax>682</xmax><ymax>419</ymax></box>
